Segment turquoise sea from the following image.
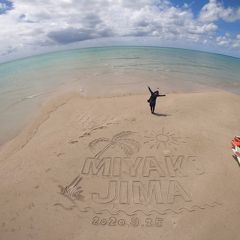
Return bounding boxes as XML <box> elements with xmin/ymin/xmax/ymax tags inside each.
<box><xmin>0</xmin><ymin>46</ymin><xmax>240</xmax><ymax>145</ymax></box>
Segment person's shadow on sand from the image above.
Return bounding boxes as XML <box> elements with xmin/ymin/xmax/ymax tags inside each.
<box><xmin>152</xmin><ymin>113</ymin><xmax>169</xmax><ymax>117</ymax></box>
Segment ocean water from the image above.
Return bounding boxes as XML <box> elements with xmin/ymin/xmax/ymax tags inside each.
<box><xmin>0</xmin><ymin>46</ymin><xmax>240</xmax><ymax>145</ymax></box>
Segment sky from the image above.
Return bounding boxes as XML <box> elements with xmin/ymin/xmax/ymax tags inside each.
<box><xmin>0</xmin><ymin>0</ymin><xmax>240</xmax><ymax>62</ymax></box>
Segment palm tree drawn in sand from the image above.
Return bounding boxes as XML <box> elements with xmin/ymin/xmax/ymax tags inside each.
<box><xmin>89</xmin><ymin>131</ymin><xmax>141</xmax><ymax>158</ymax></box>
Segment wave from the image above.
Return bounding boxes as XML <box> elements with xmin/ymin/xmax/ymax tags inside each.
<box><xmin>107</xmin><ymin>57</ymin><xmax>141</xmax><ymax>60</ymax></box>
<box><xmin>110</xmin><ymin>62</ymin><xmax>224</xmax><ymax>72</ymax></box>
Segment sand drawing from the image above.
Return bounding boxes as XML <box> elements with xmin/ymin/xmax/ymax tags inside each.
<box><xmin>80</xmin><ymin>201</ymin><xmax>221</xmax><ymax>216</ymax></box>
<box><xmin>56</xmin><ymin>128</ymin><xmax>218</xmax><ymax>222</ymax></box>
<box><xmin>91</xmin><ymin>179</ymin><xmax>191</xmax><ymax>205</ymax></box>
<box><xmin>78</xmin><ymin>114</ymin><xmax>119</xmax><ymax>138</ymax></box>
<box><xmin>81</xmin><ymin>154</ymin><xmax>204</xmax><ymax>177</ymax></box>
<box><xmin>89</xmin><ymin>131</ymin><xmax>141</xmax><ymax>158</ymax></box>
<box><xmin>53</xmin><ymin>203</ymin><xmax>77</xmax><ymax>211</ymax></box>
<box><xmin>58</xmin><ymin>175</ymin><xmax>84</xmax><ymax>202</ymax></box>
<box><xmin>144</xmin><ymin>128</ymin><xmax>186</xmax><ymax>150</ymax></box>
<box><xmin>67</xmin><ymin>115</ymin><xmax>120</xmax><ymax>143</ymax></box>
<box><xmin>91</xmin><ymin>215</ymin><xmax>163</xmax><ymax>227</ymax></box>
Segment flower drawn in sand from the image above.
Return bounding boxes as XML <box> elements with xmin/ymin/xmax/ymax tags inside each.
<box><xmin>89</xmin><ymin>131</ymin><xmax>141</xmax><ymax>158</ymax></box>
<box><xmin>58</xmin><ymin>176</ymin><xmax>84</xmax><ymax>202</ymax></box>
<box><xmin>144</xmin><ymin>128</ymin><xmax>186</xmax><ymax>150</ymax></box>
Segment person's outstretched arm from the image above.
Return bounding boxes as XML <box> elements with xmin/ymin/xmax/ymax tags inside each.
<box><xmin>148</xmin><ymin>86</ymin><xmax>153</xmax><ymax>94</ymax></box>
<box><xmin>157</xmin><ymin>94</ymin><xmax>166</xmax><ymax>97</ymax></box>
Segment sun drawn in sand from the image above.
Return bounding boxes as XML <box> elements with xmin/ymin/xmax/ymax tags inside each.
<box><xmin>144</xmin><ymin>128</ymin><xmax>186</xmax><ymax>150</ymax></box>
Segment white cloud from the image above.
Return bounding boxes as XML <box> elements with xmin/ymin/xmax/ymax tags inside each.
<box><xmin>199</xmin><ymin>0</ymin><xmax>240</xmax><ymax>22</ymax></box>
<box><xmin>216</xmin><ymin>35</ymin><xmax>230</xmax><ymax>47</ymax></box>
<box><xmin>0</xmin><ymin>0</ymin><xmax>239</xmax><ymax>59</ymax></box>
<box><xmin>216</xmin><ymin>33</ymin><xmax>240</xmax><ymax>49</ymax></box>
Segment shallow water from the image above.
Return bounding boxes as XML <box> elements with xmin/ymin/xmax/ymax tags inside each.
<box><xmin>0</xmin><ymin>46</ymin><xmax>240</xmax><ymax>145</ymax></box>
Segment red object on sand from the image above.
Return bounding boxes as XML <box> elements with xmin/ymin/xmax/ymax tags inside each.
<box><xmin>231</xmin><ymin>136</ymin><xmax>240</xmax><ymax>148</ymax></box>
<box><xmin>232</xmin><ymin>136</ymin><xmax>240</xmax><ymax>164</ymax></box>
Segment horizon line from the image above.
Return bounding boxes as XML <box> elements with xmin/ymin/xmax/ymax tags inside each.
<box><xmin>0</xmin><ymin>45</ymin><xmax>240</xmax><ymax>66</ymax></box>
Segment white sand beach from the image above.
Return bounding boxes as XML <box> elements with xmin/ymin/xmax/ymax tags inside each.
<box><xmin>0</xmin><ymin>90</ymin><xmax>240</xmax><ymax>240</ymax></box>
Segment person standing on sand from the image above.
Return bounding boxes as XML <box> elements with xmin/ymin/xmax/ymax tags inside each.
<box><xmin>147</xmin><ymin>86</ymin><xmax>166</xmax><ymax>114</ymax></box>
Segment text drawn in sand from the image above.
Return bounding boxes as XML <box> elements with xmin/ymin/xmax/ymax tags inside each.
<box><xmin>91</xmin><ymin>179</ymin><xmax>191</xmax><ymax>205</ymax></box>
<box><xmin>56</xmin><ymin>129</ymin><xmax>220</xmax><ymax>225</ymax></box>
<box><xmin>81</xmin><ymin>155</ymin><xmax>204</xmax><ymax>178</ymax></box>
<box><xmin>91</xmin><ymin>215</ymin><xmax>164</xmax><ymax>228</ymax></box>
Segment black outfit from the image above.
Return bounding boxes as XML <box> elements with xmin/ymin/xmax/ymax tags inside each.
<box><xmin>147</xmin><ymin>87</ymin><xmax>166</xmax><ymax>114</ymax></box>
